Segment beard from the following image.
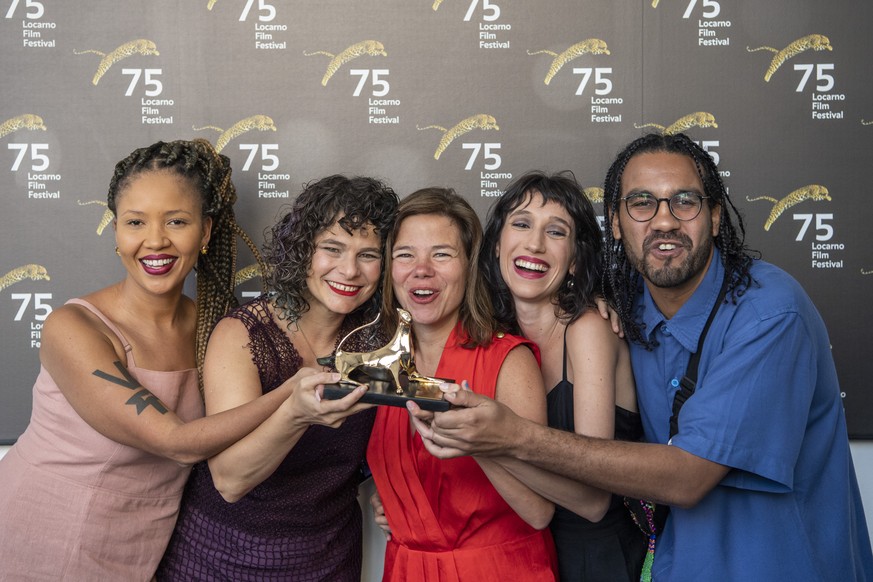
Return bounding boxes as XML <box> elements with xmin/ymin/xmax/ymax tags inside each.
<box><xmin>623</xmin><ymin>230</ymin><xmax>714</xmax><ymax>289</ymax></box>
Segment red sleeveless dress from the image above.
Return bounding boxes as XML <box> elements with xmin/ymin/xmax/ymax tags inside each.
<box><xmin>367</xmin><ymin>326</ymin><xmax>558</xmax><ymax>581</ymax></box>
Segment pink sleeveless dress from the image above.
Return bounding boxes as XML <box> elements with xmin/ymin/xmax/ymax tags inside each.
<box><xmin>0</xmin><ymin>298</ymin><xmax>203</xmax><ymax>581</ymax></box>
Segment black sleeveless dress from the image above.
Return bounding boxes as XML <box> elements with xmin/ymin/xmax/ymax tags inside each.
<box><xmin>546</xmin><ymin>330</ymin><xmax>647</xmax><ymax>581</ymax></box>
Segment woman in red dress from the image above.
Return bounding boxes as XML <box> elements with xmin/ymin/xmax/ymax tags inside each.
<box><xmin>366</xmin><ymin>188</ymin><xmax>558</xmax><ymax>581</ymax></box>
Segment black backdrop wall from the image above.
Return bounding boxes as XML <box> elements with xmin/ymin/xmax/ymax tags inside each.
<box><xmin>2</xmin><ymin>0</ymin><xmax>871</xmax><ymax>442</ymax></box>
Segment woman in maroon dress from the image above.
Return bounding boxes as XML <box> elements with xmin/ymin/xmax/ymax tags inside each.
<box><xmin>158</xmin><ymin>176</ymin><xmax>398</xmax><ymax>581</ymax></box>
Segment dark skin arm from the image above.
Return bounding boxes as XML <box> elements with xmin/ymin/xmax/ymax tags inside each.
<box><xmin>411</xmin><ymin>389</ymin><xmax>729</xmax><ymax>509</ymax></box>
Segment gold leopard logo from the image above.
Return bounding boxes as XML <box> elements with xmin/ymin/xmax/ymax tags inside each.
<box><xmin>0</xmin><ymin>114</ymin><xmax>46</xmax><ymax>139</ymax></box>
<box><xmin>77</xmin><ymin>200</ymin><xmax>114</xmax><ymax>235</ymax></box>
<box><xmin>193</xmin><ymin>115</ymin><xmax>277</xmax><ymax>153</ymax></box>
<box><xmin>527</xmin><ymin>39</ymin><xmax>610</xmax><ymax>85</ymax></box>
<box><xmin>0</xmin><ymin>264</ymin><xmax>50</xmax><ymax>291</ymax></box>
<box><xmin>746</xmin><ymin>185</ymin><xmax>831</xmax><ymax>231</ymax></box>
<box><xmin>417</xmin><ymin>114</ymin><xmax>499</xmax><ymax>160</ymax></box>
<box><xmin>304</xmin><ymin>40</ymin><xmax>387</xmax><ymax>86</ymax></box>
<box><xmin>234</xmin><ymin>263</ymin><xmax>264</xmax><ymax>287</ymax></box>
<box><xmin>634</xmin><ymin>112</ymin><xmax>718</xmax><ymax>134</ymax></box>
<box><xmin>74</xmin><ymin>39</ymin><xmax>160</xmax><ymax>85</ymax></box>
<box><xmin>746</xmin><ymin>34</ymin><xmax>832</xmax><ymax>82</ymax></box>
<box><xmin>583</xmin><ymin>187</ymin><xmax>604</xmax><ymax>204</ymax></box>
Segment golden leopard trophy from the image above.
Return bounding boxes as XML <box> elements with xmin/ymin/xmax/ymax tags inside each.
<box><xmin>318</xmin><ymin>308</ymin><xmax>452</xmax><ymax>411</ymax></box>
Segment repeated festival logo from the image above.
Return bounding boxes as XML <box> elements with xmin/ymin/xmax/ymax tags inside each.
<box><xmin>305</xmin><ymin>40</ymin><xmax>388</xmax><ymax>86</ymax></box>
<box><xmin>0</xmin><ymin>265</ymin><xmax>50</xmax><ymax>292</ymax></box>
<box><xmin>746</xmin><ymin>185</ymin><xmax>832</xmax><ymax>232</ymax></box>
<box><xmin>193</xmin><ymin>115</ymin><xmax>277</xmax><ymax>153</ymax></box>
<box><xmin>634</xmin><ymin>112</ymin><xmax>718</xmax><ymax>134</ymax></box>
<box><xmin>527</xmin><ymin>39</ymin><xmax>610</xmax><ymax>85</ymax></box>
<box><xmin>418</xmin><ymin>114</ymin><xmax>499</xmax><ymax>160</ymax></box>
<box><xmin>747</xmin><ymin>34</ymin><xmax>832</xmax><ymax>82</ymax></box>
<box><xmin>74</xmin><ymin>39</ymin><xmax>160</xmax><ymax>85</ymax></box>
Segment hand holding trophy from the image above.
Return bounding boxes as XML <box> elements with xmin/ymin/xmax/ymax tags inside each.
<box><xmin>319</xmin><ymin>308</ymin><xmax>452</xmax><ymax>411</ymax></box>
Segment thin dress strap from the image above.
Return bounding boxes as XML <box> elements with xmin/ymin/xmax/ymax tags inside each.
<box><xmin>66</xmin><ymin>298</ymin><xmax>137</xmax><ymax>369</ymax></box>
<box><xmin>561</xmin><ymin>323</ymin><xmax>569</xmax><ymax>383</ymax></box>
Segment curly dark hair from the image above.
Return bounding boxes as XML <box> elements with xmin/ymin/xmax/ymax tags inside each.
<box><xmin>602</xmin><ymin>132</ymin><xmax>758</xmax><ymax>348</ymax></box>
<box><xmin>108</xmin><ymin>138</ymin><xmax>265</xmax><ymax>389</ymax></box>
<box><xmin>479</xmin><ymin>171</ymin><xmax>603</xmax><ymax>335</ymax></box>
<box><xmin>381</xmin><ymin>187</ymin><xmax>496</xmax><ymax>348</ymax></box>
<box><xmin>264</xmin><ymin>175</ymin><xmax>399</xmax><ymax>326</ymax></box>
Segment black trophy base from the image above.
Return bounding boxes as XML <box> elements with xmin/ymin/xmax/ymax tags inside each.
<box><xmin>322</xmin><ymin>383</ymin><xmax>451</xmax><ymax>412</ymax></box>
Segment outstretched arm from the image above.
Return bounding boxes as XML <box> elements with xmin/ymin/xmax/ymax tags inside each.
<box><xmin>202</xmin><ymin>316</ymin><xmax>373</xmax><ymax>502</ymax></box>
<box><xmin>414</xmin><ymin>389</ymin><xmax>728</xmax><ymax>509</ymax></box>
<box><xmin>462</xmin><ymin>346</ymin><xmax>555</xmax><ymax>529</ymax></box>
<box><xmin>491</xmin><ymin>314</ymin><xmax>628</xmax><ymax>521</ymax></box>
<box><xmin>40</xmin><ymin>304</ymin><xmax>297</xmax><ymax>467</ymax></box>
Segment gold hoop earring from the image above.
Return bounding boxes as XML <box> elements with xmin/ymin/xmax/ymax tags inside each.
<box><xmin>200</xmin><ymin>245</ymin><xmax>209</xmax><ymax>255</ymax></box>
<box><xmin>115</xmin><ymin>247</ymin><xmax>120</xmax><ymax>256</ymax></box>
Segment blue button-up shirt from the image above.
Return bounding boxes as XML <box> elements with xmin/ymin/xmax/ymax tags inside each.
<box><xmin>629</xmin><ymin>249</ymin><xmax>872</xmax><ymax>580</ymax></box>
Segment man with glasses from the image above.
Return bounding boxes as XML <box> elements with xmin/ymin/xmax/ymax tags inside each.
<box><xmin>409</xmin><ymin>133</ymin><xmax>872</xmax><ymax>580</ymax></box>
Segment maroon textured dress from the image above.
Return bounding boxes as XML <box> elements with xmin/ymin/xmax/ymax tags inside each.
<box><xmin>157</xmin><ymin>297</ymin><xmax>378</xmax><ymax>581</ymax></box>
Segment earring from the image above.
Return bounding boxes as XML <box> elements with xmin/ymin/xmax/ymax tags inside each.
<box><xmin>115</xmin><ymin>246</ymin><xmax>120</xmax><ymax>256</ymax></box>
<box><xmin>200</xmin><ymin>245</ymin><xmax>209</xmax><ymax>255</ymax></box>
<box><xmin>566</xmin><ymin>277</ymin><xmax>575</xmax><ymax>289</ymax></box>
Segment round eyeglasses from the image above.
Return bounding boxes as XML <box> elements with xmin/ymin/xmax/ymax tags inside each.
<box><xmin>620</xmin><ymin>192</ymin><xmax>710</xmax><ymax>222</ymax></box>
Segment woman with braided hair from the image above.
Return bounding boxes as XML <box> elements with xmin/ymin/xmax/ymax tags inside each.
<box><xmin>0</xmin><ymin>139</ymin><xmax>330</xmax><ymax>580</ymax></box>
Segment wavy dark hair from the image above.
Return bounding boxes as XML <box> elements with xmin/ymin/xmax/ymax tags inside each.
<box><xmin>264</xmin><ymin>175</ymin><xmax>399</xmax><ymax>326</ymax></box>
<box><xmin>381</xmin><ymin>187</ymin><xmax>496</xmax><ymax>347</ymax></box>
<box><xmin>108</xmin><ymin>138</ymin><xmax>264</xmax><ymax>390</ymax></box>
<box><xmin>480</xmin><ymin>171</ymin><xmax>603</xmax><ymax>335</ymax></box>
<box><xmin>602</xmin><ymin>132</ymin><xmax>758</xmax><ymax>347</ymax></box>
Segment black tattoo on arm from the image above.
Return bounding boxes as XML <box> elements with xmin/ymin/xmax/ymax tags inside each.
<box><xmin>92</xmin><ymin>361</ymin><xmax>168</xmax><ymax>415</ymax></box>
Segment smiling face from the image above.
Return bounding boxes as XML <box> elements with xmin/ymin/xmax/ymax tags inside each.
<box><xmin>612</xmin><ymin>151</ymin><xmax>720</xmax><ymax>302</ymax></box>
<box><xmin>496</xmin><ymin>192</ymin><xmax>575</xmax><ymax>306</ymax></box>
<box><xmin>390</xmin><ymin>213</ymin><xmax>467</xmax><ymax>337</ymax></box>
<box><xmin>114</xmin><ymin>170</ymin><xmax>211</xmax><ymax>297</ymax></box>
<box><xmin>304</xmin><ymin>218</ymin><xmax>382</xmax><ymax>318</ymax></box>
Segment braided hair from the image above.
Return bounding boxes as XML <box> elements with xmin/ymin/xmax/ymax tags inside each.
<box><xmin>601</xmin><ymin>132</ymin><xmax>758</xmax><ymax>348</ymax></box>
<box><xmin>480</xmin><ymin>170</ymin><xmax>603</xmax><ymax>335</ymax></box>
<box><xmin>264</xmin><ymin>175</ymin><xmax>399</xmax><ymax>326</ymax></box>
<box><xmin>108</xmin><ymin>138</ymin><xmax>265</xmax><ymax>389</ymax></box>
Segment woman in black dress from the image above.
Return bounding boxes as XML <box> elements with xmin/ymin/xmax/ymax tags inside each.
<box><xmin>477</xmin><ymin>171</ymin><xmax>647</xmax><ymax>581</ymax></box>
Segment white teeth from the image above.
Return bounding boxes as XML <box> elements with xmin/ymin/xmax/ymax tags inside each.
<box><xmin>328</xmin><ymin>281</ymin><xmax>359</xmax><ymax>292</ymax></box>
<box><xmin>658</xmin><ymin>243</ymin><xmax>677</xmax><ymax>251</ymax></box>
<box><xmin>413</xmin><ymin>289</ymin><xmax>435</xmax><ymax>296</ymax></box>
<box><xmin>141</xmin><ymin>258</ymin><xmax>174</xmax><ymax>267</ymax></box>
<box><xmin>515</xmin><ymin>259</ymin><xmax>547</xmax><ymax>272</ymax></box>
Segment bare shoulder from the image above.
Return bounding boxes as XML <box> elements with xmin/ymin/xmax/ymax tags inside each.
<box><xmin>501</xmin><ymin>341</ymin><xmax>541</xmax><ymax>373</ymax></box>
<box><xmin>41</xmin><ymin>300</ymin><xmax>122</xmax><ymax>360</ymax></box>
<box><xmin>203</xmin><ymin>305</ymin><xmax>265</xmax><ymax>411</ymax></box>
<box><xmin>566</xmin><ymin>309</ymin><xmax>625</xmax><ymax>349</ymax></box>
<box><xmin>494</xmin><ymin>343</ymin><xmax>547</xmax><ymax>422</ymax></box>
<box><xmin>209</xmin><ymin>311</ymin><xmax>253</xmax><ymax>346</ymax></box>
<box><xmin>566</xmin><ymin>310</ymin><xmax>637</xmax><ymax>412</ymax></box>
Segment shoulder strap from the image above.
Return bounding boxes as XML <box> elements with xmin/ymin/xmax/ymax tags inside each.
<box><xmin>669</xmin><ymin>274</ymin><xmax>730</xmax><ymax>439</ymax></box>
<box><xmin>561</xmin><ymin>323</ymin><xmax>569</xmax><ymax>383</ymax></box>
<box><xmin>66</xmin><ymin>298</ymin><xmax>137</xmax><ymax>368</ymax></box>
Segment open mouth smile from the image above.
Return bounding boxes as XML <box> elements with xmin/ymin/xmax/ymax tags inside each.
<box><xmin>327</xmin><ymin>281</ymin><xmax>362</xmax><ymax>296</ymax></box>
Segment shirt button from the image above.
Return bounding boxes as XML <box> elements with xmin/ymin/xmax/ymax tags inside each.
<box><xmin>671</xmin><ymin>378</ymin><xmax>680</xmax><ymax>388</ymax></box>
<box><xmin>661</xmin><ymin>324</ymin><xmax>671</xmax><ymax>336</ymax></box>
